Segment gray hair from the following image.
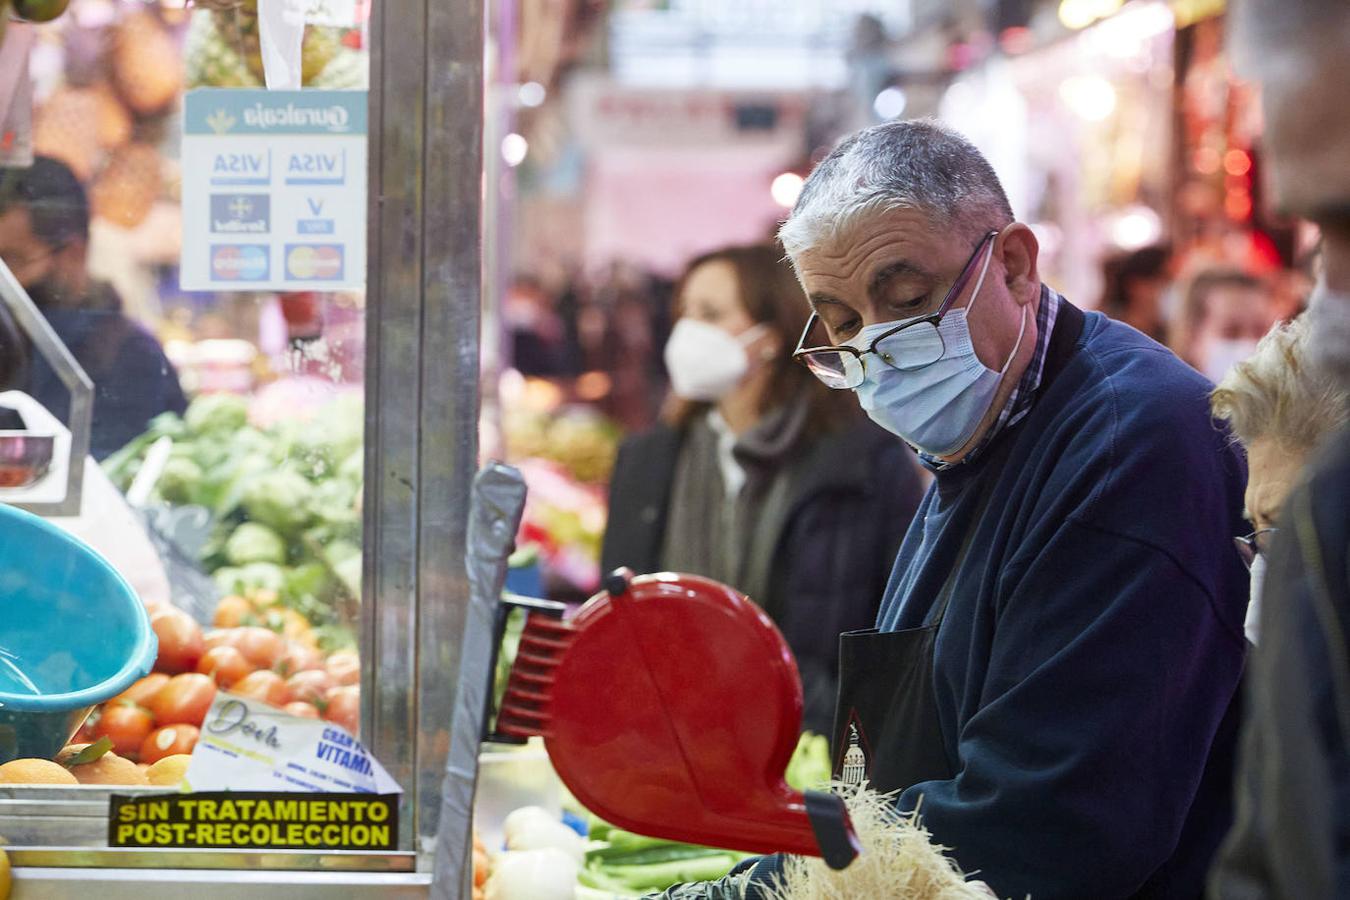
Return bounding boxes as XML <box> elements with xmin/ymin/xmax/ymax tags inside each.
<box><xmin>1210</xmin><ymin>315</ymin><xmax>1349</xmax><ymax>453</ymax></box>
<box><xmin>778</xmin><ymin>119</ymin><xmax>1014</xmax><ymax>261</ymax></box>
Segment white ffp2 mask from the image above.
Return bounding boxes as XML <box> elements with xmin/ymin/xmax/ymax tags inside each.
<box><xmin>664</xmin><ymin>318</ymin><xmax>770</xmax><ymax>401</ymax></box>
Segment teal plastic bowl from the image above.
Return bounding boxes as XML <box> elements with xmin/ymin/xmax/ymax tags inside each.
<box><xmin>0</xmin><ymin>504</ymin><xmax>157</xmax><ymax>765</ymax></box>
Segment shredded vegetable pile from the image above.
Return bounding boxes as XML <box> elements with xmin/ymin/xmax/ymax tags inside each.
<box><xmin>763</xmin><ymin>783</ymin><xmax>993</xmax><ymax>900</ymax></box>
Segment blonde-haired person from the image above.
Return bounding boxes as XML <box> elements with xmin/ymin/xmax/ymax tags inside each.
<box><xmin>1210</xmin><ymin>314</ymin><xmax>1349</xmax><ymax>643</ymax></box>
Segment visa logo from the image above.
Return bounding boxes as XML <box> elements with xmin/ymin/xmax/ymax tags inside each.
<box><xmin>211</xmin><ymin>151</ymin><xmax>270</xmax><ymax>186</ymax></box>
<box><xmin>285</xmin><ymin>149</ymin><xmax>346</xmax><ymax>185</ymax></box>
<box><xmin>215</xmin><ymin>153</ymin><xmax>266</xmax><ymax>174</ymax></box>
<box><xmin>288</xmin><ymin>153</ymin><xmax>340</xmax><ymax>174</ymax></box>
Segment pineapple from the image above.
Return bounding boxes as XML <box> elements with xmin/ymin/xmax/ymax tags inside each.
<box><xmin>308</xmin><ymin>46</ymin><xmax>368</xmax><ymax>90</ymax></box>
<box><xmin>33</xmin><ymin>87</ymin><xmax>100</xmax><ymax>181</ymax></box>
<box><xmin>92</xmin><ymin>84</ymin><xmax>132</xmax><ymax>151</ymax></box>
<box><xmin>222</xmin><ymin>6</ymin><xmax>339</xmax><ymax>86</ymax></box>
<box><xmin>301</xmin><ymin>26</ymin><xmax>340</xmax><ymax>84</ymax></box>
<box><xmin>113</xmin><ymin>11</ymin><xmax>182</xmax><ymax>115</ymax></box>
<box><xmin>90</xmin><ymin>143</ymin><xmax>163</xmax><ymax>229</ymax></box>
<box><xmin>186</xmin><ymin>11</ymin><xmax>260</xmax><ymax>89</ymax></box>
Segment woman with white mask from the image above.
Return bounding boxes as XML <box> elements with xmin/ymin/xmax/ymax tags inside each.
<box><xmin>602</xmin><ymin>244</ymin><xmax>926</xmax><ymax>734</ymax></box>
<box><xmin>1209</xmin><ymin>314</ymin><xmax>1349</xmax><ymax>643</ymax></box>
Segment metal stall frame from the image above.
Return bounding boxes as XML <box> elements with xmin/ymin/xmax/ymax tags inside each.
<box><xmin>0</xmin><ymin>0</ymin><xmax>484</xmax><ymax>893</ymax></box>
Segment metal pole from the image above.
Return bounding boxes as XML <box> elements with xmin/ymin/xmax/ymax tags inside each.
<box><xmin>363</xmin><ymin>0</ymin><xmax>484</xmax><ymax>869</ymax></box>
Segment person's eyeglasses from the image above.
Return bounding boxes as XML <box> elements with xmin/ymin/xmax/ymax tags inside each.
<box><xmin>1234</xmin><ymin>527</ymin><xmax>1278</xmax><ymax>570</ymax></box>
<box><xmin>791</xmin><ymin>230</ymin><xmax>999</xmax><ymax>390</ymax></box>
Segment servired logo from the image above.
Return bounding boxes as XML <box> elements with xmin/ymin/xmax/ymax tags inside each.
<box><xmin>211</xmin><ymin>245</ymin><xmax>269</xmax><ymax>281</ymax></box>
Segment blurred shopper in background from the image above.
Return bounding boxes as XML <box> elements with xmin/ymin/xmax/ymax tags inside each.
<box><xmin>1100</xmin><ymin>244</ymin><xmax>1172</xmax><ymax>342</ymax></box>
<box><xmin>0</xmin><ymin>157</ymin><xmax>185</xmax><ymax>459</ymax></box>
<box><xmin>1208</xmin><ymin>0</ymin><xmax>1350</xmax><ymax>896</ymax></box>
<box><xmin>1209</xmin><ymin>316</ymin><xmax>1348</xmax><ymax>644</ymax></box>
<box><xmin>602</xmin><ymin>243</ymin><xmax>925</xmax><ymax>734</ymax></box>
<box><xmin>1171</xmin><ymin>267</ymin><xmax>1274</xmax><ymax>383</ymax></box>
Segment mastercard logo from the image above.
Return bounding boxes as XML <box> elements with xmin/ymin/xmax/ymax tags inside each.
<box><xmin>286</xmin><ymin>244</ymin><xmax>344</xmax><ymax>281</ymax></box>
<box><xmin>211</xmin><ymin>245</ymin><xmax>269</xmax><ymax>281</ymax></box>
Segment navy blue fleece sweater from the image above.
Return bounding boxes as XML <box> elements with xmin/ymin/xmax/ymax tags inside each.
<box><xmin>879</xmin><ymin>307</ymin><xmax>1249</xmax><ymax>899</ymax></box>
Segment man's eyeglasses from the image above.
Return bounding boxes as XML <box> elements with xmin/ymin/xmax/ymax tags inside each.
<box><xmin>791</xmin><ymin>230</ymin><xmax>999</xmax><ymax>390</ymax></box>
<box><xmin>1234</xmin><ymin>528</ymin><xmax>1278</xmax><ymax>570</ymax></box>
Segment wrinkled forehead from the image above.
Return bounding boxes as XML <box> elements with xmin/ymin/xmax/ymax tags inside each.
<box><xmin>787</xmin><ymin>206</ymin><xmax>949</xmax><ymax>285</ymax></box>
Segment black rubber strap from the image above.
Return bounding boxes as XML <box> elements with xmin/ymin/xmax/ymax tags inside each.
<box><xmin>804</xmin><ymin>789</ymin><xmax>861</xmax><ymax>870</ymax></box>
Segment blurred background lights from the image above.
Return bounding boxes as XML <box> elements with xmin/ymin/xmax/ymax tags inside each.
<box><xmin>1058</xmin><ymin>0</ymin><xmax>1125</xmax><ymax>30</ymax></box>
<box><xmin>1109</xmin><ymin>206</ymin><xmax>1163</xmax><ymax>250</ymax></box>
<box><xmin>1059</xmin><ymin>75</ymin><xmax>1117</xmax><ymax>122</ymax></box>
<box><xmin>518</xmin><ymin>81</ymin><xmax>547</xmax><ymax>108</ymax></box>
<box><xmin>872</xmin><ymin>86</ymin><xmax>908</xmax><ymax>120</ymax></box>
<box><xmin>501</xmin><ymin>133</ymin><xmax>529</xmax><ymax>167</ymax></box>
<box><xmin>770</xmin><ymin>172</ymin><xmax>805</xmax><ymax>208</ymax></box>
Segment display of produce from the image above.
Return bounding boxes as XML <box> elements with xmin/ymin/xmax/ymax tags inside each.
<box><xmin>1</xmin><ymin>584</ymin><xmax>360</xmax><ymax>787</ymax></box>
<box><xmin>104</xmin><ymin>392</ymin><xmax>365</xmax><ymax>631</ymax></box>
<box><xmin>504</xmin><ymin>406</ymin><xmax>620</xmax><ymax>487</ymax></box>
<box><xmin>578</xmin><ymin>819</ymin><xmax>749</xmax><ymax>896</ymax></box>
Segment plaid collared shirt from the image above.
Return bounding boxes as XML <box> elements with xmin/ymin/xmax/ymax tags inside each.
<box><xmin>921</xmin><ymin>284</ymin><xmax>1062</xmax><ymax>472</ymax></box>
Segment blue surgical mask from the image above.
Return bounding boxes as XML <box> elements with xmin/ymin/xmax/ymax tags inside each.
<box><xmin>848</xmin><ymin>242</ymin><xmax>1028</xmax><ymax>457</ymax></box>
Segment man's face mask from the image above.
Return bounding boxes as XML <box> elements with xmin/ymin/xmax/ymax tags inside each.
<box><xmin>844</xmin><ymin>236</ymin><xmax>1028</xmax><ymax>457</ymax></box>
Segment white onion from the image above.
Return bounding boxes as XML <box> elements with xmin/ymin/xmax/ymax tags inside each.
<box><xmin>502</xmin><ymin>807</ymin><xmax>586</xmax><ymax>862</ymax></box>
<box><xmin>484</xmin><ymin>848</ymin><xmax>578</xmax><ymax>900</ymax></box>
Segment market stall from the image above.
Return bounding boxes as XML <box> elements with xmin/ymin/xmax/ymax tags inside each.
<box><xmin>0</xmin><ymin>0</ymin><xmax>472</xmax><ymax>894</ymax></box>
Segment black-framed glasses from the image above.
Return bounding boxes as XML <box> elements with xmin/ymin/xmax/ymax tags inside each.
<box><xmin>1234</xmin><ymin>527</ymin><xmax>1278</xmax><ymax>570</ymax></box>
<box><xmin>791</xmin><ymin>230</ymin><xmax>999</xmax><ymax>390</ymax></box>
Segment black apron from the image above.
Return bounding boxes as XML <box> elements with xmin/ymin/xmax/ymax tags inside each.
<box><xmin>831</xmin><ymin>444</ymin><xmax>1009</xmax><ymax>794</ymax></box>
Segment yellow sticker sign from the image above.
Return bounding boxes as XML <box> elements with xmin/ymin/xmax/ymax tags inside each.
<box><xmin>108</xmin><ymin>792</ymin><xmax>398</xmax><ymax>851</ymax></box>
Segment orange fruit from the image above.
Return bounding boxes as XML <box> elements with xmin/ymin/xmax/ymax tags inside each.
<box><xmin>145</xmin><ymin>754</ymin><xmax>192</xmax><ymax>787</ymax></box>
<box><xmin>213</xmin><ymin>595</ymin><xmax>256</xmax><ymax>628</ymax></box>
<box><xmin>0</xmin><ymin>758</ymin><xmax>77</xmax><ymax>785</ymax></box>
<box><xmin>56</xmin><ymin>745</ymin><xmax>147</xmax><ymax>786</ymax></box>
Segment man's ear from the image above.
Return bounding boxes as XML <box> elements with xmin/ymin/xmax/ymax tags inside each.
<box><xmin>998</xmin><ymin>223</ymin><xmax>1040</xmax><ymax>306</ymax></box>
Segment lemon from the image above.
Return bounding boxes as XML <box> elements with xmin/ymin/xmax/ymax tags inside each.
<box><xmin>0</xmin><ymin>846</ymin><xmax>11</xmax><ymax>900</ymax></box>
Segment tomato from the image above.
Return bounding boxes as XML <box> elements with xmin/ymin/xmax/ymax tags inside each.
<box><xmin>325</xmin><ymin>650</ymin><xmax>361</xmax><ymax>687</ymax></box>
<box><xmin>94</xmin><ymin>703</ymin><xmax>155</xmax><ymax>759</ymax></box>
<box><xmin>196</xmin><ymin>645</ymin><xmax>254</xmax><ymax>689</ymax></box>
<box><xmin>203</xmin><ymin>629</ymin><xmax>241</xmax><ymax>653</ymax></box>
<box><xmin>140</xmin><ymin>725</ymin><xmax>199</xmax><ymax>765</ymax></box>
<box><xmin>150</xmin><ymin>608</ymin><xmax>205</xmax><ymax>674</ymax></box>
<box><xmin>323</xmin><ymin>685</ymin><xmax>360</xmax><ymax>734</ymax></box>
<box><xmin>231</xmin><ymin>670</ymin><xmax>288</xmax><ymax>707</ymax></box>
<box><xmin>149</xmin><ymin>673</ymin><xmax>217</xmax><ymax>727</ymax></box>
<box><xmin>112</xmin><ymin>673</ymin><xmax>170</xmax><ymax>708</ymax></box>
<box><xmin>234</xmin><ymin>627</ymin><xmax>286</xmax><ymax>669</ymax></box>
<box><xmin>283</xmin><ymin>701</ymin><xmax>321</xmax><ymax>719</ymax></box>
<box><xmin>213</xmin><ymin>596</ymin><xmax>255</xmax><ymax>629</ymax></box>
<box><xmin>276</xmin><ymin>640</ymin><xmax>323</xmax><ymax>677</ymax></box>
<box><xmin>284</xmin><ymin>669</ymin><xmax>333</xmax><ymax>705</ymax></box>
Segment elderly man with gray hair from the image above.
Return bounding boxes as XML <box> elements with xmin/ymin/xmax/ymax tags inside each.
<box><xmin>655</xmin><ymin>119</ymin><xmax>1249</xmax><ymax>900</ymax></box>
